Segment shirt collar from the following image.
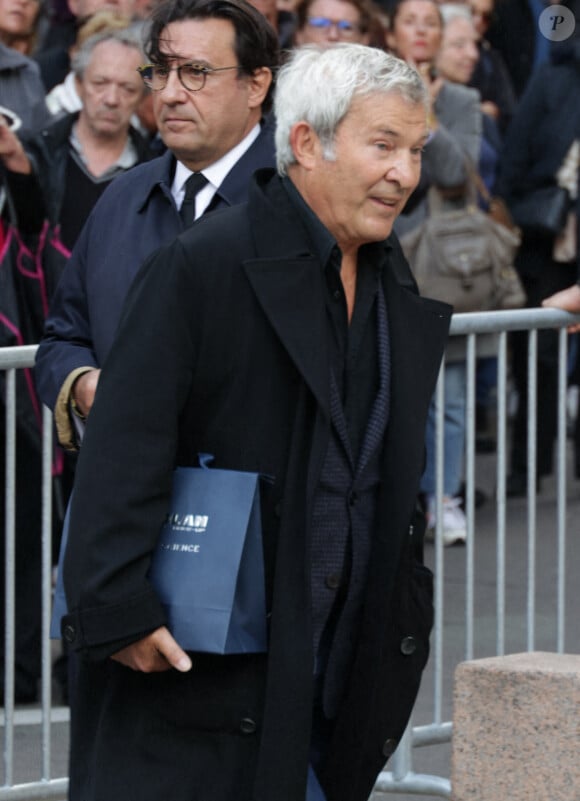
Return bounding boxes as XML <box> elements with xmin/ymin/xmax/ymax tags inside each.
<box><xmin>172</xmin><ymin>123</ymin><xmax>261</xmax><ymax>217</ymax></box>
<box><xmin>69</xmin><ymin>123</ymin><xmax>139</xmax><ymax>179</ymax></box>
<box><xmin>281</xmin><ymin>175</ymin><xmax>389</xmax><ymax>274</ymax></box>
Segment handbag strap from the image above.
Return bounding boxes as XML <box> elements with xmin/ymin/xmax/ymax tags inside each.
<box><xmin>426</xmin><ymin>155</ymin><xmax>481</xmax><ymax>215</ymax></box>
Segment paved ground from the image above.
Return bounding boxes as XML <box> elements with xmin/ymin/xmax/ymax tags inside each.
<box><xmin>3</xmin><ymin>445</ymin><xmax>580</xmax><ymax>799</ymax></box>
<box><xmin>372</xmin><ymin>443</ymin><xmax>580</xmax><ymax>800</ymax></box>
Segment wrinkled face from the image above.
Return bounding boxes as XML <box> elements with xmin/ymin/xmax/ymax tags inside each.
<box><xmin>295</xmin><ymin>0</ymin><xmax>370</xmax><ymax>46</ymax></box>
<box><xmin>0</xmin><ymin>0</ymin><xmax>40</xmax><ymax>38</ymax></box>
<box><xmin>298</xmin><ymin>92</ymin><xmax>428</xmax><ymax>255</ymax></box>
<box><xmin>150</xmin><ymin>18</ymin><xmax>270</xmax><ymax>171</ymax></box>
<box><xmin>386</xmin><ymin>0</ymin><xmax>442</xmax><ymax>65</ymax></box>
<box><xmin>76</xmin><ymin>39</ymin><xmax>144</xmax><ymax>138</ymax></box>
<box><xmin>436</xmin><ymin>16</ymin><xmax>479</xmax><ymax>85</ymax></box>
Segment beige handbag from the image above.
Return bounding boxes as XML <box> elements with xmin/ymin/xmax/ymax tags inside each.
<box><xmin>399</xmin><ymin>178</ymin><xmax>525</xmax><ymax>313</ymax></box>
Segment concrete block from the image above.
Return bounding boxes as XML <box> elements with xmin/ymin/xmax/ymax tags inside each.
<box><xmin>451</xmin><ymin>651</ymin><xmax>580</xmax><ymax>801</ymax></box>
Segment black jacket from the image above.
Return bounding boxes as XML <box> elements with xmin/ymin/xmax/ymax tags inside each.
<box><xmin>62</xmin><ymin>169</ymin><xmax>451</xmax><ymax>801</ymax></box>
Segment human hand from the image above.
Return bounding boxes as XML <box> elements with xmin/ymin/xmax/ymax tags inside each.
<box><xmin>0</xmin><ymin>120</ymin><xmax>31</xmax><ymax>174</ymax></box>
<box><xmin>111</xmin><ymin>626</ymin><xmax>192</xmax><ymax>673</ymax></box>
<box><xmin>542</xmin><ymin>284</ymin><xmax>580</xmax><ymax>333</ymax></box>
<box><xmin>71</xmin><ymin>369</ymin><xmax>101</xmax><ymax>418</ymax></box>
<box><xmin>481</xmin><ymin>100</ymin><xmax>500</xmax><ymax>120</ymax></box>
<box><xmin>413</xmin><ymin>60</ymin><xmax>444</xmax><ymax>108</ymax></box>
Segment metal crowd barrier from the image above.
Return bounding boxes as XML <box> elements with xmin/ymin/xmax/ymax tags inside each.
<box><xmin>2</xmin><ymin>306</ymin><xmax>580</xmax><ymax>800</ymax></box>
<box><xmin>377</xmin><ymin>306</ymin><xmax>580</xmax><ymax>798</ymax></box>
<box><xmin>1</xmin><ymin>345</ymin><xmax>68</xmax><ymax>801</ymax></box>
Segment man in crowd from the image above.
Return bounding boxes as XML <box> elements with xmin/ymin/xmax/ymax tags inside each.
<box><xmin>34</xmin><ymin>0</ymin><xmax>278</xmax><ymax>448</ymax></box>
<box><xmin>60</xmin><ymin>44</ymin><xmax>450</xmax><ymax>801</ymax></box>
<box><xmin>35</xmin><ymin>0</ymin><xmax>141</xmax><ymax>90</ymax></box>
<box><xmin>1</xmin><ymin>26</ymin><xmax>151</xmax><ymax>261</ymax></box>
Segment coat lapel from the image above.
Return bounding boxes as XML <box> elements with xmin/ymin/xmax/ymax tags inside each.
<box><xmin>243</xmin><ymin>173</ymin><xmax>330</xmax><ymax>416</ymax></box>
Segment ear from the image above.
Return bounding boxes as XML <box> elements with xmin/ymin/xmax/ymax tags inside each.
<box><xmin>247</xmin><ymin>66</ymin><xmax>273</xmax><ymax>110</ymax></box>
<box><xmin>74</xmin><ymin>73</ymin><xmax>84</xmax><ymax>102</ymax></box>
<box><xmin>289</xmin><ymin>121</ymin><xmax>321</xmax><ymax>170</ymax></box>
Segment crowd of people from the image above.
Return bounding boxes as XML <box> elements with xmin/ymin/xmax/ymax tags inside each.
<box><xmin>0</xmin><ymin>3</ymin><xmax>579</xmax><ymax>793</ymax></box>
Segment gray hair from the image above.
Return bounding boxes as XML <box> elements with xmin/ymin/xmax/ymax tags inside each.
<box><xmin>72</xmin><ymin>23</ymin><xmax>147</xmax><ymax>80</ymax></box>
<box><xmin>274</xmin><ymin>44</ymin><xmax>429</xmax><ymax>176</ymax></box>
<box><xmin>438</xmin><ymin>2</ymin><xmax>474</xmax><ymax>27</ymax></box>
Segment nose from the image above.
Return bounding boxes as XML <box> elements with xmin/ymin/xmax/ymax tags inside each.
<box><xmin>160</xmin><ymin>67</ymin><xmax>189</xmax><ymax>103</ymax></box>
<box><xmin>386</xmin><ymin>151</ymin><xmax>420</xmax><ymax>191</ymax></box>
<box><xmin>326</xmin><ymin>22</ymin><xmax>340</xmax><ymax>40</ymax></box>
<box><xmin>103</xmin><ymin>83</ymin><xmax>121</xmax><ymax>106</ymax></box>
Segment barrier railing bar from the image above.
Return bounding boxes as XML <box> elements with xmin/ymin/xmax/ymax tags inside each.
<box><xmin>41</xmin><ymin>406</ymin><xmax>54</xmax><ymax>780</ymax></box>
<box><xmin>556</xmin><ymin>327</ymin><xmax>568</xmax><ymax>654</ymax></box>
<box><xmin>3</xmin><ymin>369</ymin><xmax>16</xmax><ymax>788</ymax></box>
<box><xmin>0</xmin><ymin>778</ymin><xmax>68</xmax><ymax>800</ymax></box>
<box><xmin>433</xmin><ymin>361</ymin><xmax>445</xmax><ymax>726</ymax></box>
<box><xmin>526</xmin><ymin>331</ymin><xmax>538</xmax><ymax>653</ymax></box>
<box><xmin>465</xmin><ymin>334</ymin><xmax>476</xmax><ymax>661</ymax></box>
<box><xmin>495</xmin><ymin>332</ymin><xmax>508</xmax><ymax>662</ymax></box>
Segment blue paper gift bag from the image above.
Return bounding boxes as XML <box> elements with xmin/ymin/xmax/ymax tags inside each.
<box><xmin>51</xmin><ymin>459</ymin><xmax>268</xmax><ymax>654</ymax></box>
<box><xmin>147</xmin><ymin>463</ymin><xmax>267</xmax><ymax>654</ymax></box>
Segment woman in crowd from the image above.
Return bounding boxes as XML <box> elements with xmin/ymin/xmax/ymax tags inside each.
<box><xmin>386</xmin><ymin>0</ymin><xmax>482</xmax><ymax>546</ymax></box>
<box><xmin>0</xmin><ymin>0</ymin><xmax>43</xmax><ymax>55</ymax></box>
<box><xmin>496</xmin><ymin>0</ymin><xmax>580</xmax><ymax>496</ymax></box>
<box><xmin>467</xmin><ymin>0</ymin><xmax>517</xmax><ymax>136</ymax></box>
<box><xmin>292</xmin><ymin>0</ymin><xmax>377</xmax><ymax>47</ymax></box>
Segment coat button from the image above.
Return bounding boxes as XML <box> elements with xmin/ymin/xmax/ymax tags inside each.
<box><xmin>63</xmin><ymin>624</ymin><xmax>76</xmax><ymax>644</ymax></box>
<box><xmin>348</xmin><ymin>491</ymin><xmax>358</xmax><ymax>506</ymax></box>
<box><xmin>240</xmin><ymin>717</ymin><xmax>257</xmax><ymax>735</ymax></box>
<box><xmin>400</xmin><ymin>635</ymin><xmax>417</xmax><ymax>656</ymax></box>
<box><xmin>382</xmin><ymin>738</ymin><xmax>398</xmax><ymax>758</ymax></box>
<box><xmin>325</xmin><ymin>573</ymin><xmax>341</xmax><ymax>590</ymax></box>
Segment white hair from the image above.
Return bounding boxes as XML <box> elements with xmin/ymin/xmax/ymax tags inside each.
<box><xmin>274</xmin><ymin>44</ymin><xmax>428</xmax><ymax>176</ymax></box>
<box><xmin>72</xmin><ymin>23</ymin><xmax>147</xmax><ymax>80</ymax></box>
<box><xmin>438</xmin><ymin>2</ymin><xmax>474</xmax><ymax>27</ymax></box>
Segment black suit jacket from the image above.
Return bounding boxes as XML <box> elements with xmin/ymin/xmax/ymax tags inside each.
<box><xmin>63</xmin><ymin>170</ymin><xmax>451</xmax><ymax>801</ymax></box>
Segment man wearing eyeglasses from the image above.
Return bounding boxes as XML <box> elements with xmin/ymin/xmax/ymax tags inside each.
<box><xmin>35</xmin><ymin>0</ymin><xmax>278</xmax><ymax>451</ymax></box>
<box><xmin>293</xmin><ymin>0</ymin><xmax>374</xmax><ymax>46</ymax></box>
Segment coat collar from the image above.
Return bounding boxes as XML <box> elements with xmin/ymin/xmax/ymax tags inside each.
<box><xmin>242</xmin><ymin>170</ymin><xmax>450</xmax><ymax>421</ymax></box>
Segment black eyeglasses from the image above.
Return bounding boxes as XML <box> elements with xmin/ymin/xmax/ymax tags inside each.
<box><xmin>137</xmin><ymin>62</ymin><xmax>240</xmax><ymax>92</ymax></box>
<box><xmin>306</xmin><ymin>16</ymin><xmax>360</xmax><ymax>36</ymax></box>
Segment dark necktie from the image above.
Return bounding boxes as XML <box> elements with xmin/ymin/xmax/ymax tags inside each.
<box><xmin>179</xmin><ymin>172</ymin><xmax>208</xmax><ymax>227</ymax></box>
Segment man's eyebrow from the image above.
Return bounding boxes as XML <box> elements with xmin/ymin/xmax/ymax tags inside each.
<box><xmin>376</xmin><ymin>127</ymin><xmax>430</xmax><ymax>144</ymax></box>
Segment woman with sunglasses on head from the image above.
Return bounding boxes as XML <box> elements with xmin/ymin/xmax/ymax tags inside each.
<box><xmin>292</xmin><ymin>0</ymin><xmax>378</xmax><ymax>47</ymax></box>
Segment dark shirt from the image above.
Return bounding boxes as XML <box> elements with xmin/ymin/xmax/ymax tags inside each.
<box><xmin>282</xmin><ymin>177</ymin><xmax>383</xmax><ymax>459</ymax></box>
<box><xmin>59</xmin><ymin>153</ymin><xmax>117</xmax><ymax>251</ymax></box>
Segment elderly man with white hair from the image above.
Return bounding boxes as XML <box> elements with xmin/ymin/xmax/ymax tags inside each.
<box><xmin>60</xmin><ymin>43</ymin><xmax>451</xmax><ymax>801</ymax></box>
